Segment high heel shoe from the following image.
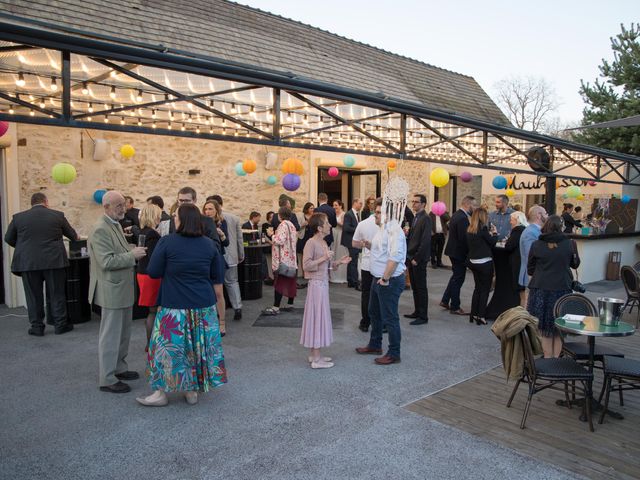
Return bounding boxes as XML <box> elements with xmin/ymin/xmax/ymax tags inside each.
<box><xmin>469</xmin><ymin>316</ymin><xmax>475</xmax><ymax>323</ymax></box>
<box><xmin>184</xmin><ymin>392</ymin><xmax>199</xmax><ymax>405</ymax></box>
<box><xmin>475</xmin><ymin>317</ymin><xmax>487</xmax><ymax>325</ymax></box>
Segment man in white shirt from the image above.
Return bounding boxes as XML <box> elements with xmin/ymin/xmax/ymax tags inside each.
<box><xmin>352</xmin><ymin>202</ymin><xmax>381</xmax><ymax>332</ymax></box>
<box><xmin>356</xmin><ymin>199</ymin><xmax>407</xmax><ymax>365</ymax></box>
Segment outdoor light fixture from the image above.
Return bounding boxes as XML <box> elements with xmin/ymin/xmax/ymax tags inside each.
<box><xmin>136</xmin><ymin>90</ymin><xmax>143</xmax><ymax>102</ymax></box>
<box><xmin>39</xmin><ymin>100</ymin><xmax>45</xmax><ymax>108</ymax></box>
<box><xmin>87</xmin><ymin>116</ymin><xmax>92</xmax><ymax>121</ymax></box>
<box><xmin>231</xmin><ymin>103</ymin><xmax>237</xmax><ymax>114</ymax></box>
<box><xmin>168</xmin><ymin>122</ymin><xmax>172</xmax><ymax>130</ymax></box>
<box><xmin>16</xmin><ymin>72</ymin><xmax>25</xmax><ymax>87</ymax></box>
<box><xmin>110</xmin><ymin>70</ymin><xmax>117</xmax><ymax>78</ymax></box>
<box><xmin>81</xmin><ymin>82</ymin><xmax>89</xmax><ymax>95</ymax></box>
<box><xmin>223</xmin><ymin>128</ymin><xmax>227</xmax><ymax>135</ymax></box>
<box><xmin>152</xmin><ymin>109</ymin><xmax>156</xmax><ymax>119</ymax></box>
<box><xmin>210</xmin><ymin>128</ymin><xmax>214</xmax><ymax>134</ymax></box>
<box><xmin>137</xmin><ymin>118</ymin><xmax>142</xmax><ymax>126</ymax></box>
<box><xmin>152</xmin><ymin>122</ymin><xmax>157</xmax><ymax>129</ymax></box>
<box><xmin>8</xmin><ymin>105</ymin><xmax>14</xmax><ymax>114</ymax></box>
<box><xmin>88</xmin><ymin>103</ymin><xmax>94</xmax><ymax>113</ymax></box>
<box><xmin>187</xmin><ymin>114</ymin><xmax>192</xmax><ymax>123</ymax></box>
<box><xmin>209</xmin><ymin>100</ymin><xmax>215</xmax><ymax>108</ymax></box>
<box><xmin>104</xmin><ymin>116</ymin><xmax>109</xmax><ymax>123</ymax></box>
<box><xmin>120</xmin><ymin>117</ymin><xmax>125</xmax><ymax>125</ymax></box>
<box><xmin>50</xmin><ymin>77</ymin><xmax>58</xmax><ymax>92</ymax></box>
<box><xmin>303</xmin><ymin>114</ymin><xmax>308</xmax><ymax>124</ymax></box>
<box><xmin>110</xmin><ymin>86</ymin><xmax>116</xmax><ymax>99</ymax></box>
<box><xmin>287</xmin><ymin>111</ymin><xmax>292</xmax><ymax>119</ymax></box>
<box><xmin>196</xmin><ymin>126</ymin><xmax>200</xmax><ymax>133</ymax></box>
<box><xmin>181</xmin><ymin>124</ymin><xmax>186</xmax><ymax>131</ymax></box>
<box><xmin>222</xmin><ymin>119</ymin><xmax>227</xmax><ymax>126</ymax></box>
<box><xmin>29</xmin><ymin>109</ymin><xmax>34</xmax><ymax>116</ymax></box>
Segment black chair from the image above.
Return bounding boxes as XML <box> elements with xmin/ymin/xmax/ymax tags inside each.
<box><xmin>621</xmin><ymin>266</ymin><xmax>640</xmax><ymax>327</ymax></box>
<box><xmin>598</xmin><ymin>355</ymin><xmax>640</xmax><ymax>424</ymax></box>
<box><xmin>554</xmin><ymin>293</ymin><xmax>625</xmax><ymax>365</ymax></box>
<box><xmin>632</xmin><ymin>261</ymin><xmax>640</xmax><ymax>273</ymax></box>
<box><xmin>506</xmin><ymin>329</ymin><xmax>594</xmax><ymax>431</ymax></box>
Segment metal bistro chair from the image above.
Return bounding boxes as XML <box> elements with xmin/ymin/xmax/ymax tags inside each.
<box><xmin>507</xmin><ymin>329</ymin><xmax>594</xmax><ymax>431</ymax></box>
<box><xmin>632</xmin><ymin>261</ymin><xmax>640</xmax><ymax>273</ymax></box>
<box><xmin>621</xmin><ymin>266</ymin><xmax>640</xmax><ymax>327</ymax></box>
<box><xmin>554</xmin><ymin>293</ymin><xmax>625</xmax><ymax>366</ymax></box>
<box><xmin>598</xmin><ymin>355</ymin><xmax>640</xmax><ymax>424</ymax></box>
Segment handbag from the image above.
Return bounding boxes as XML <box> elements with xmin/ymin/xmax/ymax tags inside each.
<box><xmin>569</xmin><ymin>240</ymin><xmax>585</xmax><ymax>293</ymax></box>
<box><xmin>276</xmin><ymin>222</ymin><xmax>297</xmax><ymax>278</ymax></box>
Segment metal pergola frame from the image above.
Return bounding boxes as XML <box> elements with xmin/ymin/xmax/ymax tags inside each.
<box><xmin>1</xmin><ymin>20</ymin><xmax>640</xmax><ymax>186</ymax></box>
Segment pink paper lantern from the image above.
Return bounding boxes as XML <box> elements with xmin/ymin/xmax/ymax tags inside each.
<box><xmin>328</xmin><ymin>166</ymin><xmax>339</xmax><ymax>177</ymax></box>
<box><xmin>588</xmin><ymin>180</ymin><xmax>597</xmax><ymax>186</ymax></box>
<box><xmin>459</xmin><ymin>171</ymin><xmax>473</xmax><ymax>183</ymax></box>
<box><xmin>431</xmin><ymin>201</ymin><xmax>446</xmax><ymax>216</ymax></box>
<box><xmin>0</xmin><ymin>121</ymin><xmax>8</xmax><ymax>138</ymax></box>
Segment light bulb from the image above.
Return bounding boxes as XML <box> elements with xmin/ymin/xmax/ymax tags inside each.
<box><xmin>151</xmin><ymin>109</ymin><xmax>156</xmax><ymax>119</ymax></box>
<box><xmin>110</xmin><ymin>70</ymin><xmax>117</xmax><ymax>78</ymax></box>
<box><xmin>110</xmin><ymin>86</ymin><xmax>116</xmax><ymax>99</ymax></box>
<box><xmin>50</xmin><ymin>77</ymin><xmax>58</xmax><ymax>92</ymax></box>
<box><xmin>120</xmin><ymin>117</ymin><xmax>125</xmax><ymax>125</ymax></box>
<box><xmin>104</xmin><ymin>116</ymin><xmax>109</xmax><ymax>123</ymax></box>
<box><xmin>81</xmin><ymin>82</ymin><xmax>89</xmax><ymax>95</ymax></box>
<box><xmin>136</xmin><ymin>90</ymin><xmax>143</xmax><ymax>102</ymax></box>
<box><xmin>88</xmin><ymin>103</ymin><xmax>94</xmax><ymax>113</ymax></box>
<box><xmin>231</xmin><ymin>103</ymin><xmax>237</xmax><ymax>114</ymax></box>
<box><xmin>137</xmin><ymin>118</ymin><xmax>142</xmax><ymax>126</ymax></box>
<box><xmin>29</xmin><ymin>109</ymin><xmax>34</xmax><ymax>116</ymax></box>
<box><xmin>181</xmin><ymin>124</ymin><xmax>186</xmax><ymax>131</ymax></box>
<box><xmin>196</xmin><ymin>126</ymin><xmax>200</xmax><ymax>133</ymax></box>
<box><xmin>16</xmin><ymin>72</ymin><xmax>25</xmax><ymax>87</ymax></box>
<box><xmin>168</xmin><ymin>122</ymin><xmax>172</xmax><ymax>130</ymax></box>
<box><xmin>152</xmin><ymin>122</ymin><xmax>157</xmax><ymax>129</ymax></box>
<box><xmin>223</xmin><ymin>128</ymin><xmax>227</xmax><ymax>135</ymax></box>
<box><xmin>8</xmin><ymin>105</ymin><xmax>14</xmax><ymax>114</ymax></box>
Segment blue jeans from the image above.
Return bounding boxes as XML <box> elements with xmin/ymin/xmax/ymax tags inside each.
<box><xmin>368</xmin><ymin>273</ymin><xmax>405</xmax><ymax>359</ymax></box>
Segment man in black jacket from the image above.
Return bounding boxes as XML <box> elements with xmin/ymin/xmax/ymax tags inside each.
<box><xmin>440</xmin><ymin>195</ymin><xmax>476</xmax><ymax>315</ymax></box>
<box><xmin>314</xmin><ymin>192</ymin><xmax>337</xmax><ymax>246</ymax></box>
<box><xmin>341</xmin><ymin>198</ymin><xmax>362</xmax><ymax>288</ymax></box>
<box><xmin>404</xmin><ymin>194</ymin><xmax>432</xmax><ymax>325</ymax></box>
<box><xmin>169</xmin><ymin>187</ymin><xmax>221</xmax><ymax>252</ymax></box>
<box><xmin>4</xmin><ymin>192</ymin><xmax>78</xmax><ymax>336</ymax></box>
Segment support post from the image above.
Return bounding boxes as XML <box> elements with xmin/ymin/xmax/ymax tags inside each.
<box><xmin>61</xmin><ymin>50</ymin><xmax>71</xmax><ymax>121</ymax></box>
<box><xmin>545</xmin><ymin>175</ymin><xmax>556</xmax><ymax>215</ymax></box>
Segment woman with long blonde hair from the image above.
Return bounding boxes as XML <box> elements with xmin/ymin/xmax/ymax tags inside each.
<box><xmin>203</xmin><ymin>199</ymin><xmax>229</xmax><ymax>335</ymax></box>
<box><xmin>466</xmin><ymin>207</ymin><xmax>498</xmax><ymax>325</ymax></box>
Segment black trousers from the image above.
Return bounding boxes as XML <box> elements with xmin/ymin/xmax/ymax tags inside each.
<box><xmin>430</xmin><ymin>233</ymin><xmax>445</xmax><ymax>266</ymax></box>
<box><xmin>359</xmin><ymin>269</ymin><xmax>374</xmax><ymax>328</ymax></box>
<box><xmin>441</xmin><ymin>257</ymin><xmax>467</xmax><ymax>311</ymax></box>
<box><xmin>347</xmin><ymin>248</ymin><xmax>360</xmax><ymax>286</ymax></box>
<box><xmin>21</xmin><ymin>268</ymin><xmax>68</xmax><ymax>329</ymax></box>
<box><xmin>409</xmin><ymin>260</ymin><xmax>429</xmax><ymax>320</ymax></box>
<box><xmin>469</xmin><ymin>261</ymin><xmax>494</xmax><ymax>319</ymax></box>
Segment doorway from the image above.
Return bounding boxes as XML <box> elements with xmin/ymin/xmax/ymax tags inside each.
<box><xmin>316</xmin><ymin>168</ymin><xmax>381</xmax><ymax>207</ymax></box>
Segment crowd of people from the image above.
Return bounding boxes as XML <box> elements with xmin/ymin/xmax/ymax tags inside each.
<box><xmin>4</xmin><ymin>187</ymin><xmax>584</xmax><ymax>405</ymax></box>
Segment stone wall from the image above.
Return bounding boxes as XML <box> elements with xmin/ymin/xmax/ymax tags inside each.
<box><xmin>14</xmin><ymin>124</ymin><xmax>433</xmax><ymax>235</ymax></box>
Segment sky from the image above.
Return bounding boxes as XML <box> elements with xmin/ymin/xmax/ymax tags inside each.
<box><xmin>239</xmin><ymin>0</ymin><xmax>637</xmax><ymax>125</ymax></box>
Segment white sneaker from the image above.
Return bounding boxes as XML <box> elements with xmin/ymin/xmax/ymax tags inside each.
<box><xmin>308</xmin><ymin>356</ymin><xmax>332</xmax><ymax>363</ymax></box>
<box><xmin>311</xmin><ymin>360</ymin><xmax>334</xmax><ymax>369</ymax></box>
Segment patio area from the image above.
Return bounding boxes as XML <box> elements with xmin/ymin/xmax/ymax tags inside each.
<box><xmin>1</xmin><ymin>267</ymin><xmax>637</xmax><ymax>479</ymax></box>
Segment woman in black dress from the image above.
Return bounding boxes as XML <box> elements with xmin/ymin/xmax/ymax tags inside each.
<box><xmin>503</xmin><ymin>211</ymin><xmax>528</xmax><ymax>307</ymax></box>
<box><xmin>466</xmin><ymin>208</ymin><xmax>498</xmax><ymax>325</ymax></box>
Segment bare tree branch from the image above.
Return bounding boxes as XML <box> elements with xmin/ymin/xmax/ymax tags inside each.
<box><xmin>493</xmin><ymin>76</ymin><xmax>559</xmax><ymax>132</ymax></box>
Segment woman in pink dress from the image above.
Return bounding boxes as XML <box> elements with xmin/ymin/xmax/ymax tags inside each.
<box><xmin>300</xmin><ymin>213</ymin><xmax>350</xmax><ymax>369</ymax></box>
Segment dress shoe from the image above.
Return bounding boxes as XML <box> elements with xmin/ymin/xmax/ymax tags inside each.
<box><xmin>404</xmin><ymin>312</ymin><xmax>418</xmax><ymax>319</ymax></box>
<box><xmin>374</xmin><ymin>355</ymin><xmax>401</xmax><ymax>365</ymax></box>
<box><xmin>404</xmin><ymin>285</ymin><xmax>411</xmax><ymax>290</ymax></box>
<box><xmin>308</xmin><ymin>356</ymin><xmax>332</xmax><ymax>363</ymax></box>
<box><xmin>297</xmin><ymin>282</ymin><xmax>307</xmax><ymax>289</ymax></box>
<box><xmin>354</xmin><ymin>285</ymin><xmax>362</xmax><ymax>291</ymax></box>
<box><xmin>264</xmin><ymin>278</ymin><xmax>274</xmax><ymax>286</ymax></box>
<box><xmin>54</xmin><ymin>324</ymin><xmax>74</xmax><ymax>335</ymax></box>
<box><xmin>99</xmin><ymin>381</ymin><xmax>131</xmax><ymax>394</ymax></box>
<box><xmin>410</xmin><ymin>318</ymin><xmax>428</xmax><ymax>325</ymax></box>
<box><xmin>355</xmin><ymin>346</ymin><xmax>383</xmax><ymax>355</ymax></box>
<box><xmin>136</xmin><ymin>392</ymin><xmax>168</xmax><ymax>406</ymax></box>
<box><xmin>115</xmin><ymin>371</ymin><xmax>140</xmax><ymax>381</ymax></box>
<box><xmin>438</xmin><ymin>302</ymin><xmax>450</xmax><ymax>310</ymax></box>
<box><xmin>184</xmin><ymin>392</ymin><xmax>199</xmax><ymax>405</ymax></box>
<box><xmin>233</xmin><ymin>309</ymin><xmax>242</xmax><ymax>321</ymax></box>
<box><xmin>28</xmin><ymin>327</ymin><xmax>45</xmax><ymax>337</ymax></box>
<box><xmin>358</xmin><ymin>324</ymin><xmax>369</xmax><ymax>332</ymax></box>
<box><xmin>450</xmin><ymin>308</ymin><xmax>467</xmax><ymax>315</ymax></box>
<box><xmin>311</xmin><ymin>360</ymin><xmax>334</xmax><ymax>369</ymax></box>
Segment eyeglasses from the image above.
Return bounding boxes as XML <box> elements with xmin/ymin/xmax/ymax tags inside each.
<box><xmin>178</xmin><ymin>198</ymin><xmax>193</xmax><ymax>204</ymax></box>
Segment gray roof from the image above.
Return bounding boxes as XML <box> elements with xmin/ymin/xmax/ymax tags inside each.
<box><xmin>569</xmin><ymin>115</ymin><xmax>640</xmax><ymax>129</ymax></box>
<box><xmin>0</xmin><ymin>0</ymin><xmax>510</xmax><ymax>125</ymax></box>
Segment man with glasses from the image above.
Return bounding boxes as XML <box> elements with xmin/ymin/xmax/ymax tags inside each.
<box><xmin>356</xmin><ymin>200</ymin><xmax>406</xmax><ymax>365</ymax></box>
<box><xmin>404</xmin><ymin>194</ymin><xmax>432</xmax><ymax>326</ymax></box>
<box><xmin>171</xmin><ymin>187</ymin><xmax>221</xmax><ymax>252</ymax></box>
<box><xmin>519</xmin><ymin>204</ymin><xmax>548</xmax><ymax>306</ymax></box>
<box><xmin>489</xmin><ymin>194</ymin><xmax>514</xmax><ymax>241</ymax></box>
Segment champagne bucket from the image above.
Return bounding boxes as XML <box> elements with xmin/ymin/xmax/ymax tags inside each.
<box><xmin>597</xmin><ymin>297</ymin><xmax>625</xmax><ymax>326</ymax></box>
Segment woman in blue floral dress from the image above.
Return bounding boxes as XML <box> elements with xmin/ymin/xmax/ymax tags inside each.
<box><xmin>136</xmin><ymin>203</ymin><xmax>227</xmax><ymax>407</ymax></box>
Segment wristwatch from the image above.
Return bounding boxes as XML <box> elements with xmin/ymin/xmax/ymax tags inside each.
<box><xmin>382</xmin><ymin>276</ymin><xmax>390</xmax><ymax>282</ymax></box>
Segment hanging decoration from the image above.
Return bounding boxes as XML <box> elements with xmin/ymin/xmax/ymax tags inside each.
<box><xmin>266</xmin><ymin>175</ymin><xmax>278</xmax><ymax>185</ymax></box>
<box><xmin>492</xmin><ymin>175</ymin><xmax>507</xmax><ymax>189</ymax></box>
<box><xmin>430</xmin><ymin>168</ymin><xmax>450</xmax><ymax>187</ymax></box>
<box><xmin>621</xmin><ymin>195</ymin><xmax>631</xmax><ymax>204</ymax></box>
<box><xmin>567</xmin><ymin>185</ymin><xmax>581</xmax><ymax>198</ymax></box>
<box><xmin>242</xmin><ymin>158</ymin><xmax>257</xmax><ymax>174</ymax></box>
<box><xmin>283</xmin><ymin>173</ymin><xmax>301</xmax><ymax>191</ymax></box>
<box><xmin>431</xmin><ymin>201</ymin><xmax>447</xmax><ymax>216</ymax></box>
<box><xmin>381</xmin><ymin>176</ymin><xmax>409</xmax><ymax>225</ymax></box>
<box><xmin>562</xmin><ymin>193</ymin><xmax>569</xmax><ymax>199</ymax></box>
<box><xmin>93</xmin><ymin>189</ymin><xmax>107</xmax><ymax>204</ymax></box>
<box><xmin>343</xmin><ymin>155</ymin><xmax>356</xmax><ymax>168</ymax></box>
<box><xmin>0</xmin><ymin>121</ymin><xmax>9</xmax><ymax>138</ymax></box>
<box><xmin>576</xmin><ymin>193</ymin><xmax>585</xmax><ymax>201</ymax></box>
<box><xmin>459</xmin><ymin>171</ymin><xmax>473</xmax><ymax>183</ymax></box>
<box><xmin>505</xmin><ymin>188</ymin><xmax>515</xmax><ymax>198</ymax></box>
<box><xmin>328</xmin><ymin>166</ymin><xmax>339</xmax><ymax>177</ymax></box>
<box><xmin>234</xmin><ymin>162</ymin><xmax>247</xmax><ymax>176</ymax></box>
<box><xmin>119</xmin><ymin>144</ymin><xmax>135</xmax><ymax>159</ymax></box>
<box><xmin>281</xmin><ymin>158</ymin><xmax>304</xmax><ymax>176</ymax></box>
<box><xmin>51</xmin><ymin>162</ymin><xmax>77</xmax><ymax>184</ymax></box>
<box><xmin>387</xmin><ymin>160</ymin><xmax>397</xmax><ymax>171</ymax></box>
<box><xmin>588</xmin><ymin>180</ymin><xmax>597</xmax><ymax>186</ymax></box>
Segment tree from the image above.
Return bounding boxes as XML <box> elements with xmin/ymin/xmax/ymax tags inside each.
<box><xmin>575</xmin><ymin>23</ymin><xmax>640</xmax><ymax>155</ymax></box>
<box><xmin>493</xmin><ymin>76</ymin><xmax>559</xmax><ymax>133</ymax></box>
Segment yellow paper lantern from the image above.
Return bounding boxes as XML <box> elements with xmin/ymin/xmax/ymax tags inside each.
<box><xmin>505</xmin><ymin>188</ymin><xmax>515</xmax><ymax>198</ymax></box>
<box><xmin>430</xmin><ymin>167</ymin><xmax>450</xmax><ymax>188</ymax></box>
<box><xmin>281</xmin><ymin>158</ymin><xmax>303</xmax><ymax>176</ymax></box>
<box><xmin>387</xmin><ymin>159</ymin><xmax>397</xmax><ymax>171</ymax></box>
<box><xmin>51</xmin><ymin>162</ymin><xmax>77</xmax><ymax>184</ymax></box>
<box><xmin>242</xmin><ymin>158</ymin><xmax>257</xmax><ymax>174</ymax></box>
<box><xmin>577</xmin><ymin>193</ymin><xmax>585</xmax><ymax>200</ymax></box>
<box><xmin>120</xmin><ymin>144</ymin><xmax>135</xmax><ymax>159</ymax></box>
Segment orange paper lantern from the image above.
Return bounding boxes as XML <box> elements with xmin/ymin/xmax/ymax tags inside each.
<box><xmin>242</xmin><ymin>158</ymin><xmax>257</xmax><ymax>174</ymax></box>
<box><xmin>281</xmin><ymin>158</ymin><xmax>304</xmax><ymax>176</ymax></box>
<box><xmin>387</xmin><ymin>160</ymin><xmax>397</xmax><ymax>170</ymax></box>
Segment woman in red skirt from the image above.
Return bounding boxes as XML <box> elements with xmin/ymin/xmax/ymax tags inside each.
<box><xmin>136</xmin><ymin>204</ymin><xmax>162</xmax><ymax>347</ymax></box>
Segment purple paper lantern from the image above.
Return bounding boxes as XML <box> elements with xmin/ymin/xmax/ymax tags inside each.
<box><xmin>0</xmin><ymin>121</ymin><xmax>8</xmax><ymax>138</ymax></box>
<box><xmin>282</xmin><ymin>173</ymin><xmax>301</xmax><ymax>192</ymax></box>
<box><xmin>459</xmin><ymin>171</ymin><xmax>473</xmax><ymax>183</ymax></box>
<box><xmin>431</xmin><ymin>201</ymin><xmax>447</xmax><ymax>216</ymax></box>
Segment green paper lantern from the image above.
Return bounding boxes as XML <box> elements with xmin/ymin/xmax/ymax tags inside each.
<box><xmin>343</xmin><ymin>155</ymin><xmax>356</xmax><ymax>167</ymax></box>
<box><xmin>567</xmin><ymin>185</ymin><xmax>581</xmax><ymax>198</ymax></box>
<box><xmin>234</xmin><ymin>162</ymin><xmax>247</xmax><ymax>176</ymax></box>
<box><xmin>51</xmin><ymin>162</ymin><xmax>77</xmax><ymax>184</ymax></box>
<box><xmin>266</xmin><ymin>175</ymin><xmax>277</xmax><ymax>185</ymax></box>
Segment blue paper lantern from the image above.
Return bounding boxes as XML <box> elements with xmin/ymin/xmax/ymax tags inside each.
<box><xmin>621</xmin><ymin>194</ymin><xmax>631</xmax><ymax>204</ymax></box>
<box><xmin>343</xmin><ymin>155</ymin><xmax>356</xmax><ymax>168</ymax></box>
<box><xmin>492</xmin><ymin>175</ymin><xmax>507</xmax><ymax>189</ymax></box>
<box><xmin>282</xmin><ymin>173</ymin><xmax>301</xmax><ymax>192</ymax></box>
<box><xmin>266</xmin><ymin>175</ymin><xmax>278</xmax><ymax>185</ymax></box>
<box><xmin>234</xmin><ymin>162</ymin><xmax>247</xmax><ymax>176</ymax></box>
<box><xmin>93</xmin><ymin>189</ymin><xmax>107</xmax><ymax>204</ymax></box>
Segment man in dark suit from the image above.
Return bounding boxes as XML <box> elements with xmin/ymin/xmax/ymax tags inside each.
<box><xmin>341</xmin><ymin>198</ymin><xmax>362</xmax><ymax>288</ymax></box>
<box><xmin>429</xmin><ymin>210</ymin><xmax>450</xmax><ymax>268</ymax></box>
<box><xmin>169</xmin><ymin>187</ymin><xmax>221</xmax><ymax>252</ymax></box>
<box><xmin>123</xmin><ymin>196</ymin><xmax>140</xmax><ymax>228</ymax></box>
<box><xmin>440</xmin><ymin>195</ymin><xmax>476</xmax><ymax>315</ymax></box>
<box><xmin>4</xmin><ymin>192</ymin><xmax>78</xmax><ymax>336</ymax></box>
<box><xmin>271</xmin><ymin>196</ymin><xmax>300</xmax><ymax>231</ymax></box>
<box><xmin>404</xmin><ymin>194</ymin><xmax>432</xmax><ymax>325</ymax></box>
<box><xmin>315</xmin><ymin>192</ymin><xmax>337</xmax><ymax>246</ymax></box>
<box><xmin>242</xmin><ymin>211</ymin><xmax>261</xmax><ymax>231</ymax></box>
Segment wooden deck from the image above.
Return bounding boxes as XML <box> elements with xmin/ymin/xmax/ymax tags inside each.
<box><xmin>406</xmin><ymin>331</ymin><xmax>640</xmax><ymax>480</ymax></box>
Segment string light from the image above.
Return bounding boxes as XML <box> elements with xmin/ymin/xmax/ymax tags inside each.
<box><xmin>81</xmin><ymin>82</ymin><xmax>89</xmax><ymax>95</ymax></box>
<box><xmin>151</xmin><ymin>109</ymin><xmax>156</xmax><ymax>119</ymax></box>
<box><xmin>231</xmin><ymin>103</ymin><xmax>237</xmax><ymax>114</ymax></box>
<box><xmin>110</xmin><ymin>70</ymin><xmax>117</xmax><ymax>78</ymax></box>
<box><xmin>8</xmin><ymin>105</ymin><xmax>14</xmax><ymax>114</ymax></box>
<box><xmin>16</xmin><ymin>72</ymin><xmax>25</xmax><ymax>87</ymax></box>
<box><xmin>39</xmin><ymin>100</ymin><xmax>45</xmax><ymax>108</ymax></box>
<box><xmin>181</xmin><ymin>124</ymin><xmax>186</xmax><ymax>131</ymax></box>
<box><xmin>136</xmin><ymin>90</ymin><xmax>143</xmax><ymax>102</ymax></box>
<box><xmin>152</xmin><ymin>121</ymin><xmax>157</xmax><ymax>129</ymax></box>
<box><xmin>137</xmin><ymin>118</ymin><xmax>142</xmax><ymax>126</ymax></box>
<box><xmin>29</xmin><ymin>109</ymin><xmax>34</xmax><ymax>116</ymax></box>
<box><xmin>88</xmin><ymin>103</ymin><xmax>94</xmax><ymax>113</ymax></box>
<box><xmin>110</xmin><ymin>86</ymin><xmax>116</xmax><ymax>99</ymax></box>
<box><xmin>50</xmin><ymin>77</ymin><xmax>58</xmax><ymax>92</ymax></box>
<box><xmin>168</xmin><ymin>122</ymin><xmax>172</xmax><ymax>130</ymax></box>
<box><xmin>120</xmin><ymin>117</ymin><xmax>125</xmax><ymax>125</ymax></box>
<box><xmin>104</xmin><ymin>116</ymin><xmax>109</xmax><ymax>123</ymax></box>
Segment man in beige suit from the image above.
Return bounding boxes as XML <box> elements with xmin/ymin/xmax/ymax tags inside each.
<box><xmin>89</xmin><ymin>191</ymin><xmax>146</xmax><ymax>393</ymax></box>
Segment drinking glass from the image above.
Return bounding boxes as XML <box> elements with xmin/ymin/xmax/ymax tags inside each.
<box><xmin>137</xmin><ymin>234</ymin><xmax>146</xmax><ymax>248</ymax></box>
